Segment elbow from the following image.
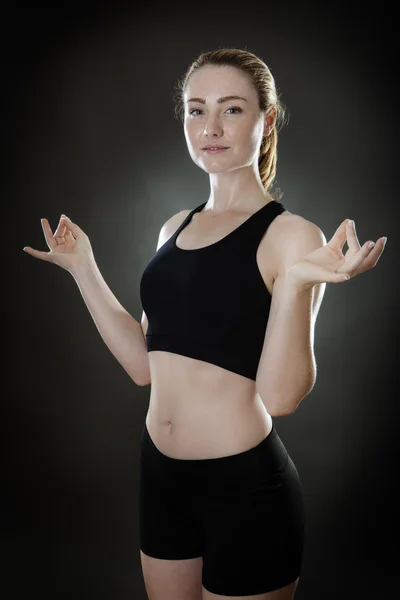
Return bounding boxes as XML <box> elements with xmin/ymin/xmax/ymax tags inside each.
<box><xmin>134</xmin><ymin>351</ymin><xmax>152</xmax><ymax>386</ymax></box>
<box><xmin>267</xmin><ymin>401</ymin><xmax>299</xmax><ymax>417</ymax></box>
<box><xmin>267</xmin><ymin>397</ymin><xmax>304</xmax><ymax>417</ymax></box>
<box><xmin>259</xmin><ymin>379</ymin><xmax>315</xmax><ymax>416</ymax></box>
<box><xmin>135</xmin><ymin>369</ymin><xmax>151</xmax><ymax>387</ymax></box>
<box><xmin>125</xmin><ymin>369</ymin><xmax>149</xmax><ymax>387</ymax></box>
<box><xmin>125</xmin><ymin>358</ymin><xmax>151</xmax><ymax>387</ymax></box>
<box><xmin>284</xmin><ymin>380</ymin><xmax>316</xmax><ymax>414</ymax></box>
<box><xmin>272</xmin><ymin>402</ymin><xmax>301</xmax><ymax>417</ymax></box>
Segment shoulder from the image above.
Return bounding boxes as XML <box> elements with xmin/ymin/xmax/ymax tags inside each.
<box><xmin>269</xmin><ymin>209</ymin><xmax>327</xmax><ymax>274</ymax></box>
<box><xmin>157</xmin><ymin>208</ymin><xmax>192</xmax><ymax>249</ymax></box>
<box><xmin>163</xmin><ymin>208</ymin><xmax>192</xmax><ymax>236</ymax></box>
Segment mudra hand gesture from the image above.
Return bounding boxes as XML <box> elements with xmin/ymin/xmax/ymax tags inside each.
<box><xmin>289</xmin><ymin>219</ymin><xmax>387</xmax><ymax>291</ymax></box>
<box><xmin>23</xmin><ymin>215</ymin><xmax>94</xmax><ymax>272</ymax></box>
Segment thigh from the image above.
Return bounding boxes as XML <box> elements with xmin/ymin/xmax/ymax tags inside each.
<box><xmin>201</xmin><ymin>456</ymin><xmax>306</xmax><ymax>597</ymax></box>
<box><xmin>202</xmin><ymin>577</ymin><xmax>300</xmax><ymax>600</ymax></box>
<box><xmin>140</xmin><ymin>551</ymin><xmax>203</xmax><ymax>600</ymax></box>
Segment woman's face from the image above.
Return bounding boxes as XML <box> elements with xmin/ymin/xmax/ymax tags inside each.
<box><xmin>183</xmin><ymin>65</ymin><xmax>268</xmax><ymax>175</ymax></box>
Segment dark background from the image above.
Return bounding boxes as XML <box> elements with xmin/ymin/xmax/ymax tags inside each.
<box><xmin>4</xmin><ymin>2</ymin><xmax>399</xmax><ymax>598</ymax></box>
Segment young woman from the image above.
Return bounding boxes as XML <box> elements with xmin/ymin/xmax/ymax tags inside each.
<box><xmin>23</xmin><ymin>48</ymin><xmax>386</xmax><ymax>600</ymax></box>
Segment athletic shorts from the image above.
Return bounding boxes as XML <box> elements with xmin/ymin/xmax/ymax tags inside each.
<box><xmin>139</xmin><ymin>420</ymin><xmax>306</xmax><ymax>596</ymax></box>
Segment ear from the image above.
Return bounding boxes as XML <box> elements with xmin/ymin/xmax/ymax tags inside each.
<box><xmin>263</xmin><ymin>106</ymin><xmax>277</xmax><ymax>136</ymax></box>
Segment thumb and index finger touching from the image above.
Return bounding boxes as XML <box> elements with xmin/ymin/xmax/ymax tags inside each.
<box><xmin>60</xmin><ymin>215</ymin><xmax>84</xmax><ymax>239</ymax></box>
<box><xmin>61</xmin><ymin>215</ymin><xmax>85</xmax><ymax>239</ymax></box>
<box><xmin>52</xmin><ymin>215</ymin><xmax>83</xmax><ymax>244</ymax></box>
<box><xmin>329</xmin><ymin>218</ymin><xmax>360</xmax><ymax>252</ymax></box>
<box><xmin>23</xmin><ymin>214</ymin><xmax>84</xmax><ymax>260</ymax></box>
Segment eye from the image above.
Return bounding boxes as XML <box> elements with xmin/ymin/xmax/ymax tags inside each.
<box><xmin>188</xmin><ymin>106</ymin><xmax>243</xmax><ymax>116</ymax></box>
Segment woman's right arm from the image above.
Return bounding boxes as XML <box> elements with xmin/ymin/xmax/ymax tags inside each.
<box><xmin>23</xmin><ymin>210</ymin><xmax>189</xmax><ymax>387</ymax></box>
<box><xmin>70</xmin><ymin>259</ymin><xmax>151</xmax><ymax>386</ymax></box>
<box><xmin>70</xmin><ymin>210</ymin><xmax>191</xmax><ymax>385</ymax></box>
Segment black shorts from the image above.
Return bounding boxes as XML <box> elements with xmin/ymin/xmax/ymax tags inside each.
<box><xmin>139</xmin><ymin>420</ymin><xmax>306</xmax><ymax>596</ymax></box>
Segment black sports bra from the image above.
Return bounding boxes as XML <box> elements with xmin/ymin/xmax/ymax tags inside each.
<box><xmin>139</xmin><ymin>200</ymin><xmax>287</xmax><ymax>381</ymax></box>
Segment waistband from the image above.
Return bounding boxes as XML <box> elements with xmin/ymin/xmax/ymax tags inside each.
<box><xmin>141</xmin><ymin>419</ymin><xmax>289</xmax><ymax>491</ymax></box>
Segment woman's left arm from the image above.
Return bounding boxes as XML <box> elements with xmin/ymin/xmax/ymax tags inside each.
<box><xmin>255</xmin><ymin>216</ymin><xmax>386</xmax><ymax>416</ymax></box>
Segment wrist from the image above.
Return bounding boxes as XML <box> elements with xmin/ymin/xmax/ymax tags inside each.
<box><xmin>69</xmin><ymin>258</ymin><xmax>97</xmax><ymax>279</ymax></box>
<box><xmin>285</xmin><ymin>267</ymin><xmax>314</xmax><ymax>293</ymax></box>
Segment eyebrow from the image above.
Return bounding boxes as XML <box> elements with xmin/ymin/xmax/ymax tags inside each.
<box><xmin>186</xmin><ymin>95</ymin><xmax>248</xmax><ymax>104</ymax></box>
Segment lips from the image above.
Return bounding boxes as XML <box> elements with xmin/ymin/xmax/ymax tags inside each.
<box><xmin>202</xmin><ymin>145</ymin><xmax>229</xmax><ymax>150</ymax></box>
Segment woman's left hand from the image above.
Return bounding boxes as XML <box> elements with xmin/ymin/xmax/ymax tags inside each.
<box><xmin>288</xmin><ymin>219</ymin><xmax>387</xmax><ymax>290</ymax></box>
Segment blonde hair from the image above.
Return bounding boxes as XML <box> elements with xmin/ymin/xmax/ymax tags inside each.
<box><xmin>173</xmin><ymin>47</ymin><xmax>288</xmax><ymax>200</ymax></box>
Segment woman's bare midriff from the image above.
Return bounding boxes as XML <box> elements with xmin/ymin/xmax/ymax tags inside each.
<box><xmin>144</xmin><ymin>200</ymin><xmax>289</xmax><ymax>460</ymax></box>
<box><xmin>145</xmin><ymin>352</ymin><xmax>273</xmax><ymax>459</ymax></box>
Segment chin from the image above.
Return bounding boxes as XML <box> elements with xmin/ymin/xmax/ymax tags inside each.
<box><xmin>199</xmin><ymin>165</ymin><xmax>232</xmax><ymax>176</ymax></box>
<box><xmin>197</xmin><ymin>160</ymin><xmax>244</xmax><ymax>175</ymax></box>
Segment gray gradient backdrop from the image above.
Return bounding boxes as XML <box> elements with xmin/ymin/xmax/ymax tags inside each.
<box><xmin>5</xmin><ymin>3</ymin><xmax>398</xmax><ymax>599</ymax></box>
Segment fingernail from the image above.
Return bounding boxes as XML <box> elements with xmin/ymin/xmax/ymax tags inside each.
<box><xmin>368</xmin><ymin>241</ymin><xmax>375</xmax><ymax>249</ymax></box>
<box><xmin>381</xmin><ymin>236</ymin><xmax>387</xmax><ymax>245</ymax></box>
<box><xmin>348</xmin><ymin>220</ymin><xmax>354</xmax><ymax>227</ymax></box>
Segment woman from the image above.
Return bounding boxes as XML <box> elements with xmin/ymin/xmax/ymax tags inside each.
<box><xmin>23</xmin><ymin>48</ymin><xmax>386</xmax><ymax>600</ymax></box>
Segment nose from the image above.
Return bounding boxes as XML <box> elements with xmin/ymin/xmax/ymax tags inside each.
<box><xmin>204</xmin><ymin>115</ymin><xmax>223</xmax><ymax>138</ymax></box>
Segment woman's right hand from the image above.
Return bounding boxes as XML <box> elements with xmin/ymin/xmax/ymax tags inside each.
<box><xmin>23</xmin><ymin>215</ymin><xmax>95</xmax><ymax>272</ymax></box>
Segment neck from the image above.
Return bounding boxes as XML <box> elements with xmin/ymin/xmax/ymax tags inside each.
<box><xmin>206</xmin><ymin>165</ymin><xmax>270</xmax><ymax>213</ymax></box>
